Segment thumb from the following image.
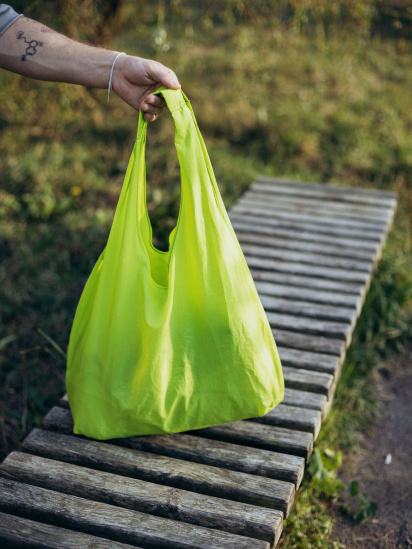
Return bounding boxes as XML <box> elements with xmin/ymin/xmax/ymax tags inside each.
<box><xmin>149</xmin><ymin>61</ymin><xmax>181</xmax><ymax>90</ymax></box>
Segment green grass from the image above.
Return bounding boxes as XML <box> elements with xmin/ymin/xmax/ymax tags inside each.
<box><xmin>1</xmin><ymin>4</ymin><xmax>412</xmax><ymax>546</ymax></box>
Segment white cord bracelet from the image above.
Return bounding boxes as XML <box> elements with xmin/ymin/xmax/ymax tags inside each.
<box><xmin>108</xmin><ymin>52</ymin><xmax>125</xmax><ymax>102</ymax></box>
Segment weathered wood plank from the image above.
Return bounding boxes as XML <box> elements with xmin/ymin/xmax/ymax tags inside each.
<box><xmin>0</xmin><ymin>452</ymin><xmax>282</xmax><ymax>546</ymax></box>
<box><xmin>242</xmin><ymin>243</ymin><xmax>373</xmax><ymax>272</ymax></box>
<box><xmin>0</xmin><ymin>479</ymin><xmax>271</xmax><ymax>549</ymax></box>
<box><xmin>34</xmin><ymin>416</ymin><xmax>296</xmax><ymax>516</ymax></box>
<box><xmin>272</xmin><ymin>328</ymin><xmax>345</xmax><ymax>356</ymax></box>
<box><xmin>254</xmin><ymin>176</ymin><xmax>397</xmax><ymax>197</ymax></box>
<box><xmin>231</xmin><ymin>210</ymin><xmax>384</xmax><ymax>242</ymax></box>
<box><xmin>57</xmin><ymin>401</ymin><xmax>305</xmax><ymax>488</ymax></box>
<box><xmin>246</xmin><ymin>255</ymin><xmax>369</xmax><ymax>284</ymax></box>
<box><xmin>254</xmin><ymin>177</ymin><xmax>397</xmax><ymax>206</ymax></box>
<box><xmin>0</xmin><ymin>511</ymin><xmax>139</xmax><ymax>549</ymax></box>
<box><xmin>278</xmin><ymin>346</ymin><xmax>340</xmax><ymax>374</ymax></box>
<box><xmin>248</xmin><ymin>404</ymin><xmax>322</xmax><ymax>440</ymax></box>
<box><xmin>234</xmin><ymin>201</ymin><xmax>387</xmax><ymax>231</ymax></box>
<box><xmin>241</xmin><ymin>191</ymin><xmax>394</xmax><ymax>221</ymax></box>
<box><xmin>283</xmin><ymin>367</ymin><xmax>334</xmax><ymax>397</ymax></box>
<box><xmin>282</xmin><ymin>389</ymin><xmax>327</xmax><ymax>415</ymax></box>
<box><xmin>231</xmin><ymin>217</ymin><xmax>379</xmax><ymax>250</ymax></box>
<box><xmin>252</xmin><ymin>270</ymin><xmax>363</xmax><ymax>296</ymax></box>
<box><xmin>254</xmin><ymin>177</ymin><xmax>398</xmax><ymax>200</ymax></box>
<box><xmin>119</xmin><ymin>435</ymin><xmax>304</xmax><ymax>491</ymax></box>
<box><xmin>261</xmin><ymin>294</ymin><xmax>355</xmax><ymax>324</ymax></box>
<box><xmin>192</xmin><ymin>421</ymin><xmax>313</xmax><ymax>463</ymax></box>
<box><xmin>256</xmin><ymin>280</ymin><xmax>361</xmax><ymax>311</ymax></box>
<box><xmin>236</xmin><ymin>230</ymin><xmax>377</xmax><ymax>261</ymax></box>
<box><xmin>266</xmin><ymin>311</ymin><xmax>351</xmax><ymax>340</ymax></box>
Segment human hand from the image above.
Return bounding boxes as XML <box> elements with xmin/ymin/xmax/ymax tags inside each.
<box><xmin>112</xmin><ymin>54</ymin><xmax>181</xmax><ymax>121</ymax></box>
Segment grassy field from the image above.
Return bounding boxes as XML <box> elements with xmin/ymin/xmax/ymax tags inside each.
<box><xmin>1</xmin><ymin>2</ymin><xmax>412</xmax><ymax>546</ymax></box>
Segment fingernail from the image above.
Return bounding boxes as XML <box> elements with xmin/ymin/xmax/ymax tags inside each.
<box><xmin>171</xmin><ymin>79</ymin><xmax>181</xmax><ymax>88</ymax></box>
<box><xmin>141</xmin><ymin>103</ymin><xmax>148</xmax><ymax>111</ymax></box>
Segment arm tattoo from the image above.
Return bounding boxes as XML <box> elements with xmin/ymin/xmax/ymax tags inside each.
<box><xmin>41</xmin><ymin>26</ymin><xmax>54</xmax><ymax>33</ymax></box>
<box><xmin>16</xmin><ymin>31</ymin><xmax>44</xmax><ymax>62</ymax></box>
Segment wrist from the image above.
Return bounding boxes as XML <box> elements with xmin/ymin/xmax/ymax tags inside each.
<box><xmin>110</xmin><ymin>52</ymin><xmax>132</xmax><ymax>97</ymax></box>
<box><xmin>107</xmin><ymin>51</ymin><xmax>125</xmax><ymax>100</ymax></box>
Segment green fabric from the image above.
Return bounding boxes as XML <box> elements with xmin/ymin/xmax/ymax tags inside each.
<box><xmin>66</xmin><ymin>87</ymin><xmax>284</xmax><ymax>440</ymax></box>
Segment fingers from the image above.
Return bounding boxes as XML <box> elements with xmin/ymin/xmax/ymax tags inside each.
<box><xmin>140</xmin><ymin>101</ymin><xmax>162</xmax><ymax>116</ymax></box>
<box><xmin>147</xmin><ymin>60</ymin><xmax>181</xmax><ymax>90</ymax></box>
<box><xmin>140</xmin><ymin>96</ymin><xmax>163</xmax><ymax>122</ymax></box>
<box><xmin>145</xmin><ymin>94</ymin><xmax>166</xmax><ymax>108</ymax></box>
<box><xmin>143</xmin><ymin>112</ymin><xmax>158</xmax><ymax>122</ymax></box>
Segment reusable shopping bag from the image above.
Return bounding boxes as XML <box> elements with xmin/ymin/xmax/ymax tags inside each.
<box><xmin>66</xmin><ymin>87</ymin><xmax>284</xmax><ymax>440</ymax></box>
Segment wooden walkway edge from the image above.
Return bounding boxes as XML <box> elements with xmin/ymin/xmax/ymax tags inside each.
<box><xmin>0</xmin><ymin>177</ymin><xmax>397</xmax><ymax>548</ymax></box>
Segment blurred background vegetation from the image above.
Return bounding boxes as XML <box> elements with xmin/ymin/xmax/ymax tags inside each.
<box><xmin>1</xmin><ymin>1</ymin><xmax>412</xmax><ymax>546</ymax></box>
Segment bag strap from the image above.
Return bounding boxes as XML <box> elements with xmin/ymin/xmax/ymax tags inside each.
<box><xmin>136</xmin><ymin>86</ymin><xmax>190</xmax><ymax>140</ymax></box>
<box><xmin>129</xmin><ymin>87</ymin><xmax>238</xmax><ymax>259</ymax></box>
<box><xmin>136</xmin><ymin>87</ymin><xmax>224</xmax><ymax>209</ymax></box>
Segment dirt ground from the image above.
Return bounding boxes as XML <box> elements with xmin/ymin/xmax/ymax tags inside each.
<box><xmin>332</xmin><ymin>345</ymin><xmax>412</xmax><ymax>548</ymax></box>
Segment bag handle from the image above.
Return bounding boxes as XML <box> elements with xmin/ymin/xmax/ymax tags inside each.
<box><xmin>136</xmin><ymin>87</ymin><xmax>227</xmax><ymax>214</ymax></box>
<box><xmin>131</xmin><ymin>87</ymin><xmax>239</xmax><ymax>257</ymax></box>
<box><xmin>136</xmin><ymin>86</ymin><xmax>190</xmax><ymax>140</ymax></box>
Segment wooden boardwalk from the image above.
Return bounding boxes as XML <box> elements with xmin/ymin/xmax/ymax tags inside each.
<box><xmin>0</xmin><ymin>177</ymin><xmax>397</xmax><ymax>548</ymax></box>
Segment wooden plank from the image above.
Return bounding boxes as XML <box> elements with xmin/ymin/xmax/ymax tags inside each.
<box><xmin>272</xmin><ymin>328</ymin><xmax>345</xmax><ymax>356</ymax></box>
<box><xmin>58</xmin><ymin>400</ymin><xmax>305</xmax><ymax>488</ymax></box>
<box><xmin>234</xmin><ymin>201</ymin><xmax>387</xmax><ymax>231</ymax></box>
<box><xmin>283</xmin><ymin>367</ymin><xmax>334</xmax><ymax>397</ymax></box>
<box><xmin>241</xmin><ymin>192</ymin><xmax>392</xmax><ymax>220</ymax></box>
<box><xmin>193</xmin><ymin>421</ymin><xmax>313</xmax><ymax>463</ymax></box>
<box><xmin>231</xmin><ymin>218</ymin><xmax>379</xmax><ymax>250</ymax></box>
<box><xmin>241</xmin><ymin>191</ymin><xmax>394</xmax><ymax>221</ymax></box>
<box><xmin>254</xmin><ymin>177</ymin><xmax>398</xmax><ymax>200</ymax></box>
<box><xmin>236</xmin><ymin>230</ymin><xmax>377</xmax><ymax>261</ymax></box>
<box><xmin>242</xmin><ymin>243</ymin><xmax>373</xmax><ymax>272</ymax></box>
<box><xmin>32</xmin><ymin>418</ymin><xmax>296</xmax><ymax>516</ymax></box>
<box><xmin>254</xmin><ymin>178</ymin><xmax>397</xmax><ymax>206</ymax></box>
<box><xmin>0</xmin><ymin>511</ymin><xmax>139</xmax><ymax>549</ymax></box>
<box><xmin>278</xmin><ymin>346</ymin><xmax>340</xmax><ymax>375</ymax></box>
<box><xmin>261</xmin><ymin>294</ymin><xmax>355</xmax><ymax>324</ymax></box>
<box><xmin>0</xmin><ymin>478</ymin><xmax>271</xmax><ymax>549</ymax></box>
<box><xmin>0</xmin><ymin>452</ymin><xmax>282</xmax><ymax>546</ymax></box>
<box><xmin>266</xmin><ymin>311</ymin><xmax>351</xmax><ymax>340</ymax></box>
<box><xmin>231</xmin><ymin>210</ymin><xmax>385</xmax><ymax>242</ymax></box>
<box><xmin>256</xmin><ymin>280</ymin><xmax>361</xmax><ymax>309</ymax></box>
<box><xmin>246</xmin><ymin>255</ymin><xmax>369</xmax><ymax>284</ymax></box>
<box><xmin>282</xmin><ymin>388</ymin><xmax>327</xmax><ymax>414</ymax></box>
<box><xmin>252</xmin><ymin>270</ymin><xmax>363</xmax><ymax>295</ymax></box>
<box><xmin>119</xmin><ymin>435</ymin><xmax>304</xmax><ymax>491</ymax></box>
<box><xmin>248</xmin><ymin>404</ymin><xmax>322</xmax><ymax>440</ymax></box>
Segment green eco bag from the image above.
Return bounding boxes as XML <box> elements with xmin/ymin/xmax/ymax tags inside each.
<box><xmin>66</xmin><ymin>87</ymin><xmax>284</xmax><ymax>440</ymax></box>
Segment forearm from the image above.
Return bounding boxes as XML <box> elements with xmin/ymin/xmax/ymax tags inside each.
<box><xmin>0</xmin><ymin>16</ymin><xmax>117</xmax><ymax>89</ymax></box>
<box><xmin>0</xmin><ymin>12</ymin><xmax>181</xmax><ymax>118</ymax></box>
